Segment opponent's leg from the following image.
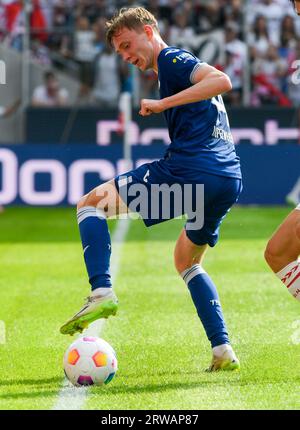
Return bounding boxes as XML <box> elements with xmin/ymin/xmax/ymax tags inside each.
<box><xmin>174</xmin><ymin>229</ymin><xmax>240</xmax><ymax>371</ymax></box>
<box><xmin>264</xmin><ymin>207</ymin><xmax>300</xmax><ymax>302</ymax></box>
<box><xmin>286</xmin><ymin>176</ymin><xmax>300</xmax><ymax>206</ymax></box>
<box><xmin>60</xmin><ymin>180</ymin><xmax>129</xmax><ymax>335</ymax></box>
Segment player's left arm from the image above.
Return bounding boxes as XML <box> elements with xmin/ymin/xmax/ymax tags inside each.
<box><xmin>139</xmin><ymin>64</ymin><xmax>232</xmax><ymax>116</ymax></box>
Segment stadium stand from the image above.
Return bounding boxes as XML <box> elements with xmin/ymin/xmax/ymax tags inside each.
<box><xmin>0</xmin><ymin>0</ymin><xmax>299</xmax><ymax>107</ymax></box>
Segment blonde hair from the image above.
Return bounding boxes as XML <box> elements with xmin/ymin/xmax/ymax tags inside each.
<box><xmin>106</xmin><ymin>7</ymin><xmax>159</xmax><ymax>46</ymax></box>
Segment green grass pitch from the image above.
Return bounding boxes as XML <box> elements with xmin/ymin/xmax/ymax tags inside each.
<box><xmin>0</xmin><ymin>206</ymin><xmax>299</xmax><ymax>410</ymax></box>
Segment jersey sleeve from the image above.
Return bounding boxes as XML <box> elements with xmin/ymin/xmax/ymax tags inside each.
<box><xmin>159</xmin><ymin>48</ymin><xmax>206</xmax><ymax>89</ymax></box>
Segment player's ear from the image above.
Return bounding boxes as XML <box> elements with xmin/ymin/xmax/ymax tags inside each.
<box><xmin>144</xmin><ymin>25</ymin><xmax>154</xmax><ymax>40</ymax></box>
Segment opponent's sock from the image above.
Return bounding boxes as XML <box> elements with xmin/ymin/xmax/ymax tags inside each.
<box><xmin>181</xmin><ymin>264</ymin><xmax>230</xmax><ymax>348</ymax></box>
<box><xmin>77</xmin><ymin>206</ymin><xmax>112</xmax><ymax>291</ymax></box>
<box><xmin>276</xmin><ymin>260</ymin><xmax>300</xmax><ymax>301</ymax></box>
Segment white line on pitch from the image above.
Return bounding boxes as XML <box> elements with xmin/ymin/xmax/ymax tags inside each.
<box><xmin>52</xmin><ymin>219</ymin><xmax>130</xmax><ymax>410</ymax></box>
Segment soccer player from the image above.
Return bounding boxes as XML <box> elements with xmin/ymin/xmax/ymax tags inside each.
<box><xmin>60</xmin><ymin>7</ymin><xmax>242</xmax><ymax>371</ymax></box>
<box><xmin>265</xmin><ymin>206</ymin><xmax>300</xmax><ymax>301</ymax></box>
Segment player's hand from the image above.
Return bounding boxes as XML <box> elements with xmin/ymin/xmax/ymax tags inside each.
<box><xmin>139</xmin><ymin>99</ymin><xmax>165</xmax><ymax>116</ymax></box>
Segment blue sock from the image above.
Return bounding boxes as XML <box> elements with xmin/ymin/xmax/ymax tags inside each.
<box><xmin>77</xmin><ymin>206</ymin><xmax>111</xmax><ymax>291</ymax></box>
<box><xmin>181</xmin><ymin>264</ymin><xmax>230</xmax><ymax>348</ymax></box>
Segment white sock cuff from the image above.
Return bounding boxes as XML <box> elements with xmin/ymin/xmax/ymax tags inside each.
<box><xmin>181</xmin><ymin>264</ymin><xmax>206</xmax><ymax>285</ymax></box>
<box><xmin>77</xmin><ymin>206</ymin><xmax>107</xmax><ymax>224</ymax></box>
<box><xmin>212</xmin><ymin>344</ymin><xmax>232</xmax><ymax>357</ymax></box>
<box><xmin>276</xmin><ymin>261</ymin><xmax>300</xmax><ymax>301</ymax></box>
<box><xmin>276</xmin><ymin>260</ymin><xmax>299</xmax><ymax>280</ymax></box>
<box><xmin>91</xmin><ymin>287</ymin><xmax>112</xmax><ymax>297</ymax></box>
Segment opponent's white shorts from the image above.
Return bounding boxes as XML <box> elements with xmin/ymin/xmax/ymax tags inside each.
<box><xmin>296</xmin><ymin>203</ymin><xmax>300</xmax><ymax>210</ymax></box>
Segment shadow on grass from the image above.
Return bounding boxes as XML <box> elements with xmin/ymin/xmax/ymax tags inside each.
<box><xmin>2</xmin><ymin>374</ymin><xmax>299</xmax><ymax>401</ymax></box>
<box><xmin>90</xmin><ymin>378</ymin><xmax>241</xmax><ymax>396</ymax></box>
<box><xmin>89</xmin><ymin>372</ymin><xmax>300</xmax><ymax>397</ymax></box>
<box><xmin>0</xmin><ymin>377</ymin><xmax>62</xmax><ymax>387</ymax></box>
<box><xmin>0</xmin><ymin>377</ymin><xmax>65</xmax><ymax>401</ymax></box>
<box><xmin>0</xmin><ymin>390</ymin><xmax>59</xmax><ymax>400</ymax></box>
<box><xmin>0</xmin><ymin>377</ymin><xmax>236</xmax><ymax>400</ymax></box>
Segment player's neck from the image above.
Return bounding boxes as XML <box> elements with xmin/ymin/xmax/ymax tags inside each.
<box><xmin>152</xmin><ymin>39</ymin><xmax>168</xmax><ymax>74</ymax></box>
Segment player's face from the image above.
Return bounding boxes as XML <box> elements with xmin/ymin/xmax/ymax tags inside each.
<box><xmin>112</xmin><ymin>27</ymin><xmax>154</xmax><ymax>71</ymax></box>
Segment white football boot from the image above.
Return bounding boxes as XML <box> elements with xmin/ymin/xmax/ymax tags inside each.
<box><xmin>206</xmin><ymin>344</ymin><xmax>240</xmax><ymax>372</ymax></box>
<box><xmin>60</xmin><ymin>290</ymin><xmax>118</xmax><ymax>336</ymax></box>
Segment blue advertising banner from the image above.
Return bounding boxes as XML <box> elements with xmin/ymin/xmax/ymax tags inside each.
<box><xmin>0</xmin><ymin>143</ymin><xmax>299</xmax><ymax>206</ymax></box>
<box><xmin>26</xmin><ymin>107</ymin><xmax>300</xmax><ymax>146</ymax></box>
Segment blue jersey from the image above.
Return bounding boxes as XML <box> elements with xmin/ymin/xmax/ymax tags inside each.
<box><xmin>157</xmin><ymin>47</ymin><xmax>241</xmax><ymax>179</ymax></box>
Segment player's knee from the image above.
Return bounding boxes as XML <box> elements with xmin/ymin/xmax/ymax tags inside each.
<box><xmin>77</xmin><ymin>193</ymin><xmax>94</xmax><ymax>211</ymax></box>
<box><xmin>174</xmin><ymin>250</ymin><xmax>193</xmax><ymax>274</ymax></box>
<box><xmin>264</xmin><ymin>239</ymin><xmax>279</xmax><ymax>270</ymax></box>
<box><xmin>77</xmin><ymin>195</ymin><xmax>86</xmax><ymax>211</ymax></box>
<box><xmin>295</xmin><ymin>218</ymin><xmax>300</xmax><ymax>241</ymax></box>
<box><xmin>264</xmin><ymin>245</ymin><xmax>273</xmax><ymax>268</ymax></box>
<box><xmin>174</xmin><ymin>260</ymin><xmax>192</xmax><ymax>275</ymax></box>
<box><xmin>77</xmin><ymin>185</ymin><xmax>108</xmax><ymax>211</ymax></box>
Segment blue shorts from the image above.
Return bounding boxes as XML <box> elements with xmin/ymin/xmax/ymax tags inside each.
<box><xmin>115</xmin><ymin>159</ymin><xmax>242</xmax><ymax>247</ymax></box>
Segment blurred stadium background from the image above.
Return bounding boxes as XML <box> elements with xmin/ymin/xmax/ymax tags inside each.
<box><xmin>0</xmin><ymin>0</ymin><xmax>299</xmax><ymax>206</ymax></box>
<box><xmin>1</xmin><ymin>0</ymin><xmax>300</xmax><ymax>411</ymax></box>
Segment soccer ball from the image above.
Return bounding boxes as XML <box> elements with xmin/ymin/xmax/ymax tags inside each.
<box><xmin>63</xmin><ymin>336</ymin><xmax>117</xmax><ymax>387</ymax></box>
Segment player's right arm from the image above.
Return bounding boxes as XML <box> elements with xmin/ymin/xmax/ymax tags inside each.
<box><xmin>160</xmin><ymin>63</ymin><xmax>231</xmax><ymax>111</ymax></box>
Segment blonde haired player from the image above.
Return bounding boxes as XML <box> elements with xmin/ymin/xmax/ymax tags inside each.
<box><xmin>60</xmin><ymin>7</ymin><xmax>242</xmax><ymax>372</ymax></box>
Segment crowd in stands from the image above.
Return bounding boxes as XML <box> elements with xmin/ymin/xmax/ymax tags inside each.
<box><xmin>0</xmin><ymin>0</ymin><xmax>300</xmax><ymax>107</ymax></box>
